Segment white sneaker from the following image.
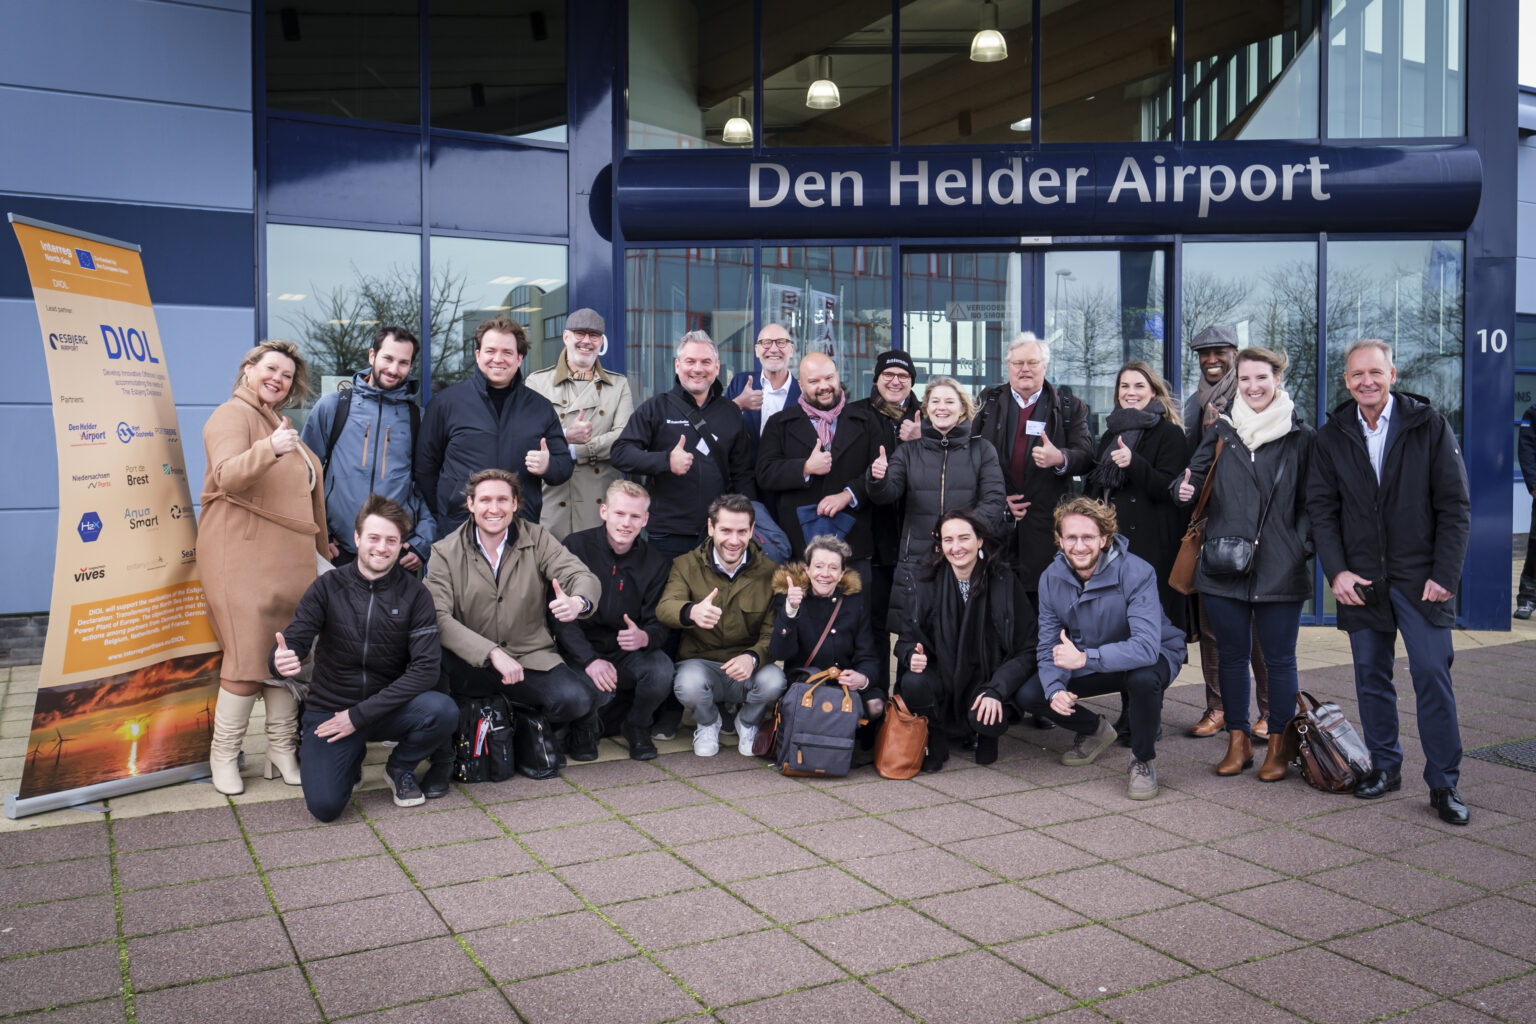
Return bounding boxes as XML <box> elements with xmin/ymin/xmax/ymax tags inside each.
<box><xmin>734</xmin><ymin>715</ymin><xmax>758</xmax><ymax>756</ymax></box>
<box><xmin>692</xmin><ymin>719</ymin><xmax>722</xmax><ymax>757</ymax></box>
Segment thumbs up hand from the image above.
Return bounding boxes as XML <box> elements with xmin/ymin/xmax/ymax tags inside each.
<box><xmin>668</xmin><ymin>434</ymin><xmax>694</xmax><ymax>475</ymax></box>
<box><xmin>566</xmin><ymin>407</ymin><xmax>593</xmax><ymax>445</ymax></box>
<box><xmin>1053</xmin><ymin>628</ymin><xmax>1087</xmax><ymax>670</ymax></box>
<box><xmin>1032</xmin><ymin>430</ymin><xmax>1065</xmax><ymax>468</ymax></box>
<box><xmin>273</xmin><ymin>631</ymin><xmax>302</xmax><ymax>677</ymax></box>
<box><xmin>1110</xmin><ymin>434</ymin><xmax>1133</xmax><ymax>469</ymax></box>
<box><xmin>616</xmin><ymin>613</ymin><xmax>650</xmax><ymax>651</ymax></box>
<box><xmin>525</xmin><ymin>437</ymin><xmax>551</xmax><ymax>476</ymax></box>
<box><xmin>804</xmin><ymin>436</ymin><xmax>833</xmax><ymax>477</ymax></box>
<box><xmin>898</xmin><ymin>409</ymin><xmax>922</xmax><ymax>442</ymax></box>
<box><xmin>909</xmin><ymin>642</ymin><xmax>927</xmax><ymax>674</ymax></box>
<box><xmin>870</xmin><ymin>445</ymin><xmax>889</xmax><ymax>481</ymax></box>
<box><xmin>785</xmin><ymin>579</ymin><xmax>804</xmax><ymax>612</ymax></box>
<box><xmin>733</xmin><ymin>374</ymin><xmax>763</xmax><ymax>411</ymax></box>
<box><xmin>1176</xmin><ymin>468</ymin><xmax>1195</xmax><ymax>503</ymax></box>
<box><xmin>691</xmin><ymin>586</ymin><xmax>723</xmax><ymax>629</ymax></box>
<box><xmin>547</xmin><ymin>578</ymin><xmax>586</xmax><ymax>622</ymax></box>
<box><xmin>270</xmin><ymin>415</ymin><xmax>300</xmax><ymax>456</ymax></box>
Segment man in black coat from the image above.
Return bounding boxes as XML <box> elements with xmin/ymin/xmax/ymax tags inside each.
<box><xmin>610</xmin><ymin>330</ymin><xmax>756</xmax><ymax>560</ymax></box>
<box><xmin>271</xmin><ymin>495</ymin><xmax>455</xmax><ymax>821</ymax></box>
<box><xmin>1517</xmin><ymin>401</ymin><xmax>1536</xmax><ymax>618</ymax></box>
<box><xmin>555</xmin><ymin>481</ymin><xmax>675</xmax><ymax>761</ymax></box>
<box><xmin>1307</xmin><ymin>339</ymin><xmax>1472</xmax><ymax>824</ymax></box>
<box><xmin>415</xmin><ymin>316</ymin><xmax>573</xmax><ymax>530</ymax></box>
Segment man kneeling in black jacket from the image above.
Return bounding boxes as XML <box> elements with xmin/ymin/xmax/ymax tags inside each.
<box><xmin>272</xmin><ymin>494</ymin><xmax>455</xmax><ymax>820</ymax></box>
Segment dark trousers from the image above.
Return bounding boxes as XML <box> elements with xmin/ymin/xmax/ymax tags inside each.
<box><xmin>1348</xmin><ymin>586</ymin><xmax>1462</xmax><ymax>789</ymax></box>
<box><xmin>611</xmin><ymin>648</ymin><xmax>675</xmax><ymax>728</ymax></box>
<box><xmin>1196</xmin><ymin>596</ymin><xmax>1269</xmax><ymax>719</ymax></box>
<box><xmin>896</xmin><ymin>671</ymin><xmax>1008</xmax><ymax>739</ymax></box>
<box><xmin>1202</xmin><ymin>595</ymin><xmax>1301</xmax><ymax>735</ymax></box>
<box><xmin>300</xmin><ymin>691</ymin><xmax>457</xmax><ymax>823</ymax></box>
<box><xmin>1014</xmin><ymin>661</ymin><xmax>1171</xmax><ymax>763</ymax></box>
<box><xmin>1520</xmin><ymin>501</ymin><xmax>1536</xmax><ymax>603</ymax></box>
<box><xmin>441</xmin><ymin>650</ymin><xmax>610</xmax><ymax>725</ymax></box>
<box><xmin>646</xmin><ymin>531</ymin><xmax>703</xmax><ymax>562</ymax></box>
<box><xmin>868</xmin><ymin>562</ymin><xmax>896</xmax><ymax>693</ymax></box>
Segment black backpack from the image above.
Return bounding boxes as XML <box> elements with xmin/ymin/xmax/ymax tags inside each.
<box><xmin>452</xmin><ymin>693</ymin><xmax>517</xmax><ymax>783</ymax></box>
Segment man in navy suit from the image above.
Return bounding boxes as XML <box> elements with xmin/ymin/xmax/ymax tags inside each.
<box><xmin>723</xmin><ymin>323</ymin><xmax>801</xmax><ymax>456</ymax></box>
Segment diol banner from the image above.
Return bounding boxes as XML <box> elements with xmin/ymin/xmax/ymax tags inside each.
<box><xmin>7</xmin><ymin>215</ymin><xmax>222</xmax><ymax>817</ymax></box>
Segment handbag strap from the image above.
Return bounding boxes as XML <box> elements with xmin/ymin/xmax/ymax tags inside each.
<box><xmin>803</xmin><ymin>596</ymin><xmax>842</xmax><ymax>667</ymax></box>
<box><xmin>1189</xmin><ymin>437</ymin><xmax>1224</xmax><ymax>520</ymax></box>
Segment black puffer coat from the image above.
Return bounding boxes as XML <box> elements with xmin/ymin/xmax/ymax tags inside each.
<box><xmin>769</xmin><ymin>564</ymin><xmax>882</xmax><ymax>695</ymax></box>
<box><xmin>270</xmin><ymin>562</ymin><xmax>441</xmax><ymax>729</ymax></box>
<box><xmin>1089</xmin><ymin>417</ymin><xmax>1190</xmax><ymax>630</ymax></box>
<box><xmin>1176</xmin><ymin>414</ymin><xmax>1314</xmax><ymax>603</ymax></box>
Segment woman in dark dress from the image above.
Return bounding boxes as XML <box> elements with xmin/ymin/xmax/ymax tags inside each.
<box><xmin>769</xmin><ymin>535</ymin><xmax>883</xmax><ymax>719</ymax></box>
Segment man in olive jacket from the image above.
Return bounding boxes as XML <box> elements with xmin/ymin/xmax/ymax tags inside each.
<box><xmin>424</xmin><ymin>468</ymin><xmax>605</xmax><ymax>769</ymax></box>
<box><xmin>1307</xmin><ymin>339</ymin><xmax>1471</xmax><ymax>825</ymax></box>
<box><xmin>657</xmin><ymin>494</ymin><xmax>785</xmax><ymax>757</ymax></box>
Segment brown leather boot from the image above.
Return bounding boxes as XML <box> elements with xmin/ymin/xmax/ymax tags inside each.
<box><xmin>1216</xmin><ymin>730</ymin><xmax>1253</xmax><ymax>776</ymax></box>
<box><xmin>1189</xmin><ymin>709</ymin><xmax>1224</xmax><ymax>737</ymax></box>
<box><xmin>1257</xmin><ymin>734</ymin><xmax>1287</xmax><ymax>782</ymax></box>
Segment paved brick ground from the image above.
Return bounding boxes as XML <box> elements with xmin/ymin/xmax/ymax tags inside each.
<box><xmin>2</xmin><ymin>643</ymin><xmax>1535</xmax><ymax>1023</ymax></box>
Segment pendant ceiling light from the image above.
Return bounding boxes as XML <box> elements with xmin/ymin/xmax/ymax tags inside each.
<box><xmin>970</xmin><ymin>0</ymin><xmax>1008</xmax><ymax>63</ymax></box>
<box><xmin>721</xmin><ymin>95</ymin><xmax>753</xmax><ymax>144</ymax></box>
<box><xmin>806</xmin><ymin>55</ymin><xmax>841</xmax><ymax>110</ymax></box>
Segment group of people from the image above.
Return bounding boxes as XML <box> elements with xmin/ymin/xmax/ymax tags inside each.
<box><xmin>194</xmin><ymin>308</ymin><xmax>1474</xmax><ymax>827</ymax></box>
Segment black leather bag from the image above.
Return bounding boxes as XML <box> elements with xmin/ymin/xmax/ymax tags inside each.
<box><xmin>512</xmin><ymin>707</ymin><xmax>561</xmax><ymax>780</ymax></box>
<box><xmin>452</xmin><ymin>693</ymin><xmax>517</xmax><ymax>784</ymax></box>
<box><xmin>1200</xmin><ymin>535</ymin><xmax>1257</xmax><ymax>576</ymax></box>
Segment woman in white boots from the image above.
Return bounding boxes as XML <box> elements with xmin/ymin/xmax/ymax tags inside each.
<box><xmin>198</xmin><ymin>340</ymin><xmax>328</xmax><ymax>794</ymax></box>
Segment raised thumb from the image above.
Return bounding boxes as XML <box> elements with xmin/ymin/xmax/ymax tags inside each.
<box><xmin>1117</xmin><ymin>435</ymin><xmax>1128</xmax><ymax>449</ymax></box>
<box><xmin>622</xmin><ymin>614</ymin><xmax>637</xmax><ymax>629</ymax></box>
<box><xmin>552</xmin><ymin>579</ymin><xmax>565</xmax><ymax>597</ymax></box>
<box><xmin>914</xmin><ymin>409</ymin><xmax>922</xmax><ymax>420</ymax></box>
<box><xmin>279</xmin><ymin>416</ymin><xmax>292</xmax><ymax>431</ymax></box>
<box><xmin>1060</xmin><ymin>629</ymin><xmax>1071</xmax><ymax>645</ymax></box>
<box><xmin>705</xmin><ymin>587</ymin><xmax>719</xmax><ymax>604</ymax></box>
<box><xmin>540</xmin><ymin>438</ymin><xmax>549</xmax><ymax>451</ymax></box>
<box><xmin>915</xmin><ymin>643</ymin><xmax>924</xmax><ymax>655</ymax></box>
<box><xmin>1183</xmin><ymin>468</ymin><xmax>1192</xmax><ymax>485</ymax></box>
<box><xmin>675</xmin><ymin>435</ymin><xmax>688</xmax><ymax>450</ymax></box>
<box><xmin>275</xmin><ymin>631</ymin><xmax>287</xmax><ymax>650</ymax></box>
<box><xmin>575</xmin><ymin>408</ymin><xmax>587</xmax><ymax>421</ymax></box>
<box><xmin>746</xmin><ymin>374</ymin><xmax>756</xmax><ymax>389</ymax></box>
<box><xmin>878</xmin><ymin>445</ymin><xmax>887</xmax><ymax>459</ymax></box>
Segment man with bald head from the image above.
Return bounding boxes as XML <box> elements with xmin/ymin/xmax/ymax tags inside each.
<box><xmin>758</xmin><ymin>352</ymin><xmax>883</xmax><ymax>574</ymax></box>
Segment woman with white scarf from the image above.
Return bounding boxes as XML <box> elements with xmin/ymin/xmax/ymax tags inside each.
<box><xmin>1175</xmin><ymin>347</ymin><xmax>1315</xmax><ymax>782</ymax></box>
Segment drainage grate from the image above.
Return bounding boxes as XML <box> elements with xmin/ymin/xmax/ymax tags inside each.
<box><xmin>1467</xmin><ymin>738</ymin><xmax>1536</xmax><ymax>773</ymax></box>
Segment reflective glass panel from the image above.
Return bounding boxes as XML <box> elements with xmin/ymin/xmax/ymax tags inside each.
<box><xmin>1516</xmin><ymin>370</ymin><xmax>1536</xmax><ymax>481</ymax></box>
<box><xmin>265</xmin><ymin>1</ymin><xmax>420</xmax><ymax>125</ymax></box>
<box><xmin>627</xmin><ymin>0</ymin><xmax>757</xmax><ymax>149</ymax></box>
<box><xmin>900</xmin><ymin>252</ymin><xmax>1022</xmax><ymax>397</ymax></box>
<box><xmin>899</xmin><ymin>0</ymin><xmax>1033</xmax><ymax>146</ymax></box>
<box><xmin>1327</xmin><ymin>0</ymin><xmax>1464</xmax><ymax>137</ymax></box>
<box><xmin>624</xmin><ymin>248</ymin><xmax>754</xmax><ymax>399</ymax></box>
<box><xmin>758</xmin><ymin>246</ymin><xmax>893</xmax><ymax>397</ymax></box>
<box><xmin>1184</xmin><ymin>0</ymin><xmax>1320</xmax><ymax>140</ymax></box>
<box><xmin>427</xmin><ymin>237</ymin><xmax>569</xmax><ymax>391</ymax></box>
<box><xmin>1041</xmin><ymin>1</ymin><xmax>1174</xmax><ymax>141</ymax></box>
<box><xmin>430</xmin><ymin>0</ymin><xmax>567</xmax><ymax>141</ymax></box>
<box><xmin>763</xmin><ymin>0</ymin><xmax>892</xmax><ymax>148</ymax></box>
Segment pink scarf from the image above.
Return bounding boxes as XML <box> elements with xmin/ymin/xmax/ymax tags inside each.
<box><xmin>798</xmin><ymin>391</ymin><xmax>846</xmax><ymax>448</ymax></box>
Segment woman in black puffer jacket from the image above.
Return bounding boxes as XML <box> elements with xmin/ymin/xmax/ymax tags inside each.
<box><xmin>769</xmin><ymin>535</ymin><xmax>883</xmax><ymax>717</ymax></box>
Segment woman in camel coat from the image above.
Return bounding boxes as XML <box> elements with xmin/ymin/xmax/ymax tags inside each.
<box><xmin>199</xmin><ymin>340</ymin><xmax>327</xmax><ymax>794</ymax></box>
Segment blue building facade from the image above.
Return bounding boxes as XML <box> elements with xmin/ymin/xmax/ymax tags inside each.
<box><xmin>0</xmin><ymin>0</ymin><xmax>1518</xmax><ymax>628</ymax></box>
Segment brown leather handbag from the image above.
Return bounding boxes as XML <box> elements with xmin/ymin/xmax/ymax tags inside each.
<box><xmin>873</xmin><ymin>692</ymin><xmax>928</xmax><ymax>780</ymax></box>
<box><xmin>1169</xmin><ymin>437</ymin><xmax>1224</xmax><ymax>595</ymax></box>
<box><xmin>1281</xmin><ymin>690</ymin><xmax>1374</xmax><ymax>793</ymax></box>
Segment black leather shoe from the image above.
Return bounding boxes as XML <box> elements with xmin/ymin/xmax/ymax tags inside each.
<box><xmin>1430</xmin><ymin>786</ymin><xmax>1470</xmax><ymax>825</ymax></box>
<box><xmin>621</xmin><ymin>721</ymin><xmax>658</xmax><ymax>761</ymax></box>
<box><xmin>566</xmin><ymin>724</ymin><xmax>600</xmax><ymax>762</ymax></box>
<box><xmin>1353</xmin><ymin>768</ymin><xmax>1402</xmax><ymax>800</ymax></box>
<box><xmin>1029</xmin><ymin>714</ymin><xmax>1057</xmax><ymax>731</ymax></box>
<box><xmin>421</xmin><ymin>759</ymin><xmax>454</xmax><ymax>799</ymax></box>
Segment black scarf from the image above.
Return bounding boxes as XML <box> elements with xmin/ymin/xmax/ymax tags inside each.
<box><xmin>1086</xmin><ymin>401</ymin><xmax>1165</xmax><ymax>495</ymax></box>
<box><xmin>925</xmin><ymin>562</ymin><xmax>1014</xmax><ymax>727</ymax></box>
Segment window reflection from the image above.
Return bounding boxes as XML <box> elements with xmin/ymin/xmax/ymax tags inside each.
<box><xmin>762</xmin><ymin>0</ymin><xmax>892</xmax><ymax>148</ymax></box>
<box><xmin>759</xmin><ymin>247</ymin><xmax>892</xmax><ymax>395</ymax></box>
<box><xmin>1041</xmin><ymin>1</ymin><xmax>1173</xmax><ymax>142</ymax></box>
<box><xmin>430</xmin><ymin>0</ymin><xmax>567</xmax><ymax>140</ymax></box>
<box><xmin>624</xmin><ymin>248</ymin><xmax>754</xmax><ymax>399</ymax></box>
<box><xmin>901</xmin><ymin>252</ymin><xmax>1022</xmax><ymax>396</ymax></box>
<box><xmin>427</xmin><ymin>237</ymin><xmax>569</xmax><ymax>390</ymax></box>
<box><xmin>265</xmin><ymin>1</ymin><xmax>420</xmax><ymax>125</ymax></box>
<box><xmin>627</xmin><ymin>0</ymin><xmax>756</xmax><ymax>149</ymax></box>
<box><xmin>1327</xmin><ymin>0</ymin><xmax>1464</xmax><ymax>138</ymax></box>
<box><xmin>899</xmin><ymin>0</ymin><xmax>1033</xmax><ymax>145</ymax></box>
<box><xmin>1184</xmin><ymin>1</ymin><xmax>1319</xmax><ymax>140</ymax></box>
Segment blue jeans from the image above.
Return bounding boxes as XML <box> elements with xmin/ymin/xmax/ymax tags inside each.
<box><xmin>1201</xmin><ymin>595</ymin><xmax>1301</xmax><ymax>735</ymax></box>
<box><xmin>300</xmin><ymin>691</ymin><xmax>457</xmax><ymax>823</ymax></box>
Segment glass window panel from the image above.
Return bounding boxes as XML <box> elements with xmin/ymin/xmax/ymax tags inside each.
<box><xmin>1044</xmin><ymin>250</ymin><xmax>1166</xmax><ymax>439</ymax></box>
<box><xmin>430</xmin><ymin>0</ymin><xmax>567</xmax><ymax>141</ymax></box>
<box><xmin>1325</xmin><ymin>239</ymin><xmax>1463</xmax><ymax>434</ymax></box>
<box><xmin>265</xmin><ymin>224</ymin><xmax>422</xmax><ymax>432</ymax></box>
<box><xmin>428</xmin><ymin>236</ymin><xmax>569</xmax><ymax>391</ymax></box>
<box><xmin>1181</xmin><ymin>241</ymin><xmax>1320</xmax><ymax>424</ymax></box>
<box><xmin>627</xmin><ymin>0</ymin><xmax>756</xmax><ymax>150</ymax></box>
<box><xmin>900</xmin><ymin>252</ymin><xmax>1022</xmax><ymax>396</ymax></box>
<box><xmin>763</xmin><ymin>0</ymin><xmax>892</xmax><ymax>148</ymax></box>
<box><xmin>624</xmin><ymin>248</ymin><xmax>754</xmax><ymax>399</ymax></box>
<box><xmin>1184</xmin><ymin>0</ymin><xmax>1319</xmax><ymax>140</ymax></box>
<box><xmin>1515</xmin><ymin>316</ymin><xmax>1536</xmax><ymax>368</ymax></box>
<box><xmin>265</xmin><ymin>1</ymin><xmax>420</xmax><ymax>125</ymax></box>
<box><xmin>899</xmin><ymin>0</ymin><xmax>1034</xmax><ymax>146</ymax></box>
<box><xmin>759</xmin><ymin>246</ymin><xmax>893</xmax><ymax>398</ymax></box>
<box><xmin>1516</xmin><ymin>371</ymin><xmax>1536</xmax><ymax>482</ymax></box>
<box><xmin>1041</xmin><ymin>1</ymin><xmax>1174</xmax><ymax>142</ymax></box>
<box><xmin>1327</xmin><ymin>0</ymin><xmax>1464</xmax><ymax>138</ymax></box>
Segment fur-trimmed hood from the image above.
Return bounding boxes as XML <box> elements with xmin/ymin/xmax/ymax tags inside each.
<box><xmin>772</xmin><ymin>562</ymin><xmax>863</xmax><ymax>596</ymax></box>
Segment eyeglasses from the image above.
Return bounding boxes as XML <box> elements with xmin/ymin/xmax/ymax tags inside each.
<box><xmin>757</xmin><ymin>337</ymin><xmax>793</xmax><ymax>349</ymax></box>
<box><xmin>1007</xmin><ymin>358</ymin><xmax>1044</xmax><ymax>369</ymax></box>
<box><xmin>877</xmin><ymin>371</ymin><xmax>912</xmax><ymax>383</ymax></box>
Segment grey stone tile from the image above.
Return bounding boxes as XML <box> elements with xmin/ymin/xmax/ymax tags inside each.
<box><xmin>0</xmin><ymin>822</ymin><xmax>109</xmax><ymax>869</ymax></box>
<box><xmin>9</xmin><ymin>998</ymin><xmax>127</xmax><ymax>1023</ymax></box>
<box><xmin>398</xmin><ymin>837</ymin><xmax>540</xmax><ymax>888</ymax></box>
<box><xmin>832</xmin><ymin>778</ymin><xmax>951</xmax><ymax>813</ymax></box>
<box><xmin>656</xmin><ymin>929</ymin><xmax>845</xmax><ymax>1007</ymax></box>
<box><xmin>503</xmin><ymin>955</ymin><xmax>699</xmax><ymax>1024</ymax></box>
<box><xmin>487</xmin><ymin>792</ymin><xmax>614</xmax><ymax>833</ymax></box>
<box><xmin>1326</xmin><ymin>921</ymin><xmax>1531</xmax><ymax>996</ymax></box>
<box><xmin>842</xmin><ymin>846</ymin><xmax>997</xmax><ymax>900</ymax></box>
<box><xmin>426</xmin><ymin>871</ymin><xmax>582</xmax><ymax>931</ymax></box>
<box><xmin>127</xmin><ymin>915</ymin><xmax>293</xmax><ymax>990</ymax></box>
<box><xmin>555</xmin><ymin>849</ymin><xmax>709</xmax><ymax>905</ymax></box>
<box><xmin>1200</xmin><ymin>774</ymin><xmax>1360</xmax><ymax>822</ymax></box>
<box><xmin>970</xmin><ymin>788</ymin><xmax>1105</xmax><ymax>829</ymax></box>
<box><xmin>735</xmin><ymin>789</ymin><xmax>864</xmax><ymax>828</ymax></box>
<box><xmin>2</xmin><ymin>856</ymin><xmax>113</xmax><ymax>906</ymax></box>
<box><xmin>0</xmin><ymin>943</ymin><xmax>123</xmax><ymax>1014</ymax></box>
<box><xmin>631</xmin><ymin>802</ymin><xmax>765</xmax><ymax>845</ymax></box>
<box><xmin>1212</xmin><ymin>879</ymin><xmax>1399</xmax><ymax>942</ymax></box>
<box><xmin>868</xmin><ymin>949</ymin><xmax>1074</xmax><ymax>1023</ymax></box>
<box><xmin>1393</xmin><ymin>836</ymin><xmax>1536</xmax><ymax>891</ymax></box>
<box><xmin>371</xmin><ymin>806</ymin><xmax>506</xmax><ymax>851</ymax></box>
<box><xmin>341</xmin><ymin>988</ymin><xmax>521</xmax><ymax>1024</ymax></box>
<box><xmin>248</xmin><ymin>822</ymin><xmax>384</xmax><ymax>870</ymax></box>
<box><xmin>1220</xmin><ymin>946</ymin><xmax>1437</xmax><ymax>1024</ymax></box>
<box><xmin>1042</xmin><ymin>815</ymin><xmax>1190</xmax><ymax>860</ymax></box>
<box><xmin>466</xmin><ymin>909</ymin><xmax>634</xmax><ymax>982</ymax></box>
<box><xmin>994</xmin><ymin>923</ymin><xmax>1192</xmax><ymax>999</ymax></box>
<box><xmin>1457</xmin><ymin>973</ymin><xmax>1536</xmax><ymax>1024</ymax></box>
<box><xmin>717</xmin><ymin>979</ymin><xmax>911</xmax><ymax>1024</ymax></box>
<box><xmin>1127</xmin><ymin>798</ymin><xmax>1271</xmax><ymax>842</ymax></box>
<box><xmin>1392</xmin><ymin>1001</ymin><xmax>1506</xmax><ymax>1024</ymax></box>
<box><xmin>653</xmin><ymin>750</ymin><xmax>760</xmax><ymax>778</ymax></box>
<box><xmin>914</xmin><ymin>884</ymin><xmax>1087</xmax><ymax>944</ymax></box>
<box><xmin>116</xmin><ymin>839</ymin><xmax>256</xmax><ymax>891</ymax></box>
<box><xmin>1479</xmin><ymin>821</ymin><xmax>1536</xmax><ymax>858</ymax></box>
<box><xmin>1124</xmin><ymin>845</ymin><xmax>1287</xmax><ymax>897</ymax></box>
<box><xmin>352</xmin><ymin>784</ymin><xmax>479</xmax><ymax>817</ymax></box>
<box><xmin>236</xmin><ymin>796</ymin><xmax>359</xmax><ymax>834</ymax></box>
<box><xmin>133</xmin><ymin>965</ymin><xmax>320</xmax><ymax>1024</ymax></box>
<box><xmin>561</xmin><ymin>757</ymin><xmax>671</xmax><ymax>789</ymax></box>
<box><xmin>603</xmin><ymin>885</ymin><xmax>771</xmax><ymax>949</ymax></box>
<box><xmin>687</xmin><ymin>766</ymin><xmax>804</xmax><ymax>799</ymax></box>
<box><xmin>516</xmin><ymin>819</ymin><xmax>657</xmax><ymax>867</ymax></box>
<box><xmin>1113</xmin><ymin>901</ymin><xmax>1302</xmax><ymax>970</ymax></box>
<box><xmin>119</xmin><ymin>874</ymin><xmax>272</xmax><ymax>936</ymax></box>
<box><xmin>1214</xmin><ymin>826</ymin><xmax>1374</xmax><ymax>876</ymax></box>
<box><xmin>794</xmin><ymin>904</ymin><xmax>974</xmax><ymax>974</ymax></box>
<box><xmin>266</xmin><ymin>854</ymin><xmax>412</xmax><ymax>912</ymax></box>
<box><xmin>912</xmin><ymin>765</ymin><xmax>1031</xmax><ymax>800</ymax></box>
<box><xmin>285</xmin><ymin>890</ymin><xmax>446</xmax><ymax>960</ymax></box>
<box><xmin>1097</xmin><ymin>973</ymin><xmax>1308</xmax><ymax>1024</ymax></box>
<box><xmin>882</xmin><ymin>802</ymin><xmax>1020</xmax><ymax>845</ymax></box>
<box><xmin>1309</xmin><ymin>859</ymin><xmax>1483</xmax><ymax>916</ymax></box>
<box><xmin>1025</xmin><ymin>863</ymin><xmax>1192</xmax><ymax>920</ymax></box>
<box><xmin>786</xmin><ymin>818</ymin><xmax>929</xmax><ymax>861</ymax></box>
<box><xmin>112</xmin><ymin>807</ymin><xmax>241</xmax><ymax>853</ymax></box>
<box><xmin>729</xmin><ymin>865</ymin><xmax>891</xmax><ymax>924</ymax></box>
<box><xmin>0</xmin><ymin>893</ymin><xmax>117</xmax><ymax>956</ymax></box>
<box><xmin>672</xmin><ymin>832</ymin><xmax>824</xmax><ymax>883</ymax></box>
<box><xmin>593</xmin><ymin>780</ymin><xmax>715</xmax><ymax>815</ymax></box>
<box><xmin>1422</xmin><ymin>896</ymin><xmax>1536</xmax><ymax>962</ymax></box>
<box><xmin>943</xmin><ymin>829</ymin><xmax>1097</xmax><ymax>880</ymax></box>
<box><xmin>307</xmin><ymin>936</ymin><xmax>486</xmax><ymax>1017</ymax></box>
<box><xmin>1298</xmin><ymin>805</ymin><xmax>1449</xmax><ymax>854</ymax></box>
<box><xmin>1056</xmin><ymin>772</ymin><xmax>1191</xmax><ymax>812</ymax></box>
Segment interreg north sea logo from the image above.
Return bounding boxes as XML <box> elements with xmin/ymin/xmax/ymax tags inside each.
<box><xmin>75</xmin><ymin>249</ymin><xmax>96</xmax><ymax>270</ymax></box>
<box><xmin>77</xmin><ymin>511</ymin><xmax>103</xmax><ymax>542</ymax></box>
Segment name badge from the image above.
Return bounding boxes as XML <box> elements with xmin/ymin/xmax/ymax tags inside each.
<box><xmin>696</xmin><ymin>437</ymin><xmax>712</xmax><ymax>456</ymax></box>
<box><xmin>1025</xmin><ymin>420</ymin><xmax>1045</xmax><ymax>437</ymax></box>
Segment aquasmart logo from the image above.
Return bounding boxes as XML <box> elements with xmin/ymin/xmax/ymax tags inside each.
<box><xmin>77</xmin><ymin>511</ymin><xmax>102</xmax><ymax>542</ymax></box>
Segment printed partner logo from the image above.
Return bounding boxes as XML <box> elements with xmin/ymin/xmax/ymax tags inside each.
<box><xmin>77</xmin><ymin>511</ymin><xmax>103</xmax><ymax>542</ymax></box>
<box><xmin>75</xmin><ymin>249</ymin><xmax>96</xmax><ymax>270</ymax></box>
<box><xmin>74</xmin><ymin>565</ymin><xmax>106</xmax><ymax>582</ymax></box>
<box><xmin>126</xmin><ymin>464</ymin><xmax>149</xmax><ymax>486</ymax></box>
<box><xmin>124</xmin><ymin>506</ymin><xmax>160</xmax><ymax>530</ymax></box>
<box><xmin>48</xmin><ymin>333</ymin><xmax>89</xmax><ymax>352</ymax></box>
<box><xmin>70</xmin><ymin>421</ymin><xmax>107</xmax><ymax>445</ymax></box>
<box><xmin>168</xmin><ymin>503</ymin><xmax>192</xmax><ymax>521</ymax></box>
<box><xmin>116</xmin><ymin>422</ymin><xmax>153</xmax><ymax>444</ymax></box>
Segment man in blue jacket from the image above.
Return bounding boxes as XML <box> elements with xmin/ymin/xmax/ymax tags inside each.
<box><xmin>415</xmin><ymin>316</ymin><xmax>573</xmax><ymax>531</ymax></box>
<box><xmin>302</xmin><ymin>325</ymin><xmax>436</xmax><ymax>570</ymax></box>
<box><xmin>1014</xmin><ymin>497</ymin><xmax>1187</xmax><ymax>800</ymax></box>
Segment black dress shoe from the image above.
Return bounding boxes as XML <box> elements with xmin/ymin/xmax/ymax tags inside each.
<box><xmin>1029</xmin><ymin>714</ymin><xmax>1057</xmax><ymax>731</ymax></box>
<box><xmin>1353</xmin><ymin>768</ymin><xmax>1402</xmax><ymax>800</ymax></box>
<box><xmin>621</xmin><ymin>721</ymin><xmax>658</xmax><ymax>761</ymax></box>
<box><xmin>974</xmin><ymin>734</ymin><xmax>999</xmax><ymax>766</ymax></box>
<box><xmin>421</xmin><ymin>759</ymin><xmax>454</xmax><ymax>799</ymax></box>
<box><xmin>1430</xmin><ymin>786</ymin><xmax>1470</xmax><ymax>825</ymax></box>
